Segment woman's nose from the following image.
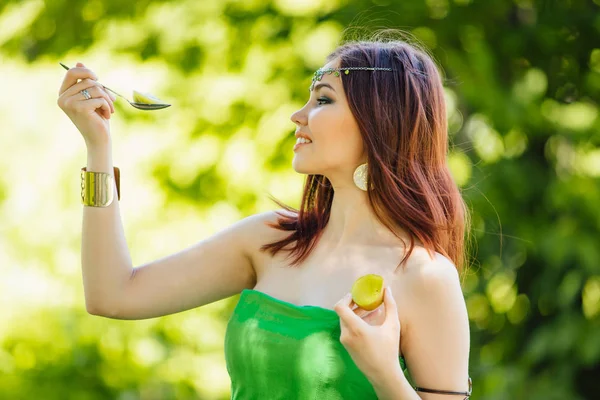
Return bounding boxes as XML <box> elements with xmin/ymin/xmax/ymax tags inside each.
<box><xmin>290</xmin><ymin>107</ymin><xmax>307</xmax><ymax>126</ymax></box>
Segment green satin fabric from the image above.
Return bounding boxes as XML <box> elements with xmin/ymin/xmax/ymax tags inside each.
<box><xmin>225</xmin><ymin>289</ymin><xmax>407</xmax><ymax>400</ymax></box>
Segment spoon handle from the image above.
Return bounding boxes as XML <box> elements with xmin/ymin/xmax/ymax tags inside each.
<box><xmin>101</xmin><ymin>86</ymin><xmax>129</xmax><ymax>102</ymax></box>
<box><xmin>59</xmin><ymin>62</ymin><xmax>129</xmax><ymax>103</ymax></box>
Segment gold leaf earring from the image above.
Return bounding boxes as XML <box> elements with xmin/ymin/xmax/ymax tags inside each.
<box><xmin>353</xmin><ymin>163</ymin><xmax>368</xmax><ymax>191</ymax></box>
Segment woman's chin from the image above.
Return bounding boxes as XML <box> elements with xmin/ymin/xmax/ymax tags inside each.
<box><xmin>292</xmin><ymin>158</ymin><xmax>313</xmax><ymax>174</ymax></box>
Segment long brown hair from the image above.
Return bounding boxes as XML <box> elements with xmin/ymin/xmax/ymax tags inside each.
<box><xmin>261</xmin><ymin>39</ymin><xmax>470</xmax><ymax>275</ymax></box>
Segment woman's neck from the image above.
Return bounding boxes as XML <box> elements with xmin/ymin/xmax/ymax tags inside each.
<box><xmin>320</xmin><ymin>186</ymin><xmax>408</xmax><ymax>249</ymax></box>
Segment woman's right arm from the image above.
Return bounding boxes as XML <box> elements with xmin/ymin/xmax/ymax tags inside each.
<box><xmin>82</xmin><ymin>143</ymin><xmax>274</xmax><ymax>320</ymax></box>
<box><xmin>59</xmin><ymin>63</ymin><xmax>276</xmax><ymax>320</ymax></box>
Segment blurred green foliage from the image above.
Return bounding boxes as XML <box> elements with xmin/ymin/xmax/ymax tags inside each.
<box><xmin>0</xmin><ymin>0</ymin><xmax>599</xmax><ymax>399</ymax></box>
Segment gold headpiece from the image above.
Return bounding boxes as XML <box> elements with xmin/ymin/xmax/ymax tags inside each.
<box><xmin>310</xmin><ymin>67</ymin><xmax>393</xmax><ymax>91</ymax></box>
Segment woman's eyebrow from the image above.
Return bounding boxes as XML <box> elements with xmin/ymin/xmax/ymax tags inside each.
<box><xmin>314</xmin><ymin>83</ymin><xmax>336</xmax><ymax>92</ymax></box>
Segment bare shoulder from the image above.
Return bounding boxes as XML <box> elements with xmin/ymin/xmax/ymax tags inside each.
<box><xmin>242</xmin><ymin>208</ymin><xmax>296</xmax><ymax>266</ymax></box>
<box><xmin>245</xmin><ymin>208</ymin><xmax>294</xmax><ymax>232</ymax></box>
<box><xmin>393</xmin><ymin>246</ymin><xmax>464</xmax><ymax>332</ymax></box>
<box><xmin>391</xmin><ymin>247</ymin><xmax>458</xmax><ymax>321</ymax></box>
<box><xmin>241</xmin><ymin>208</ymin><xmax>295</xmax><ymax>244</ymax></box>
<box><xmin>395</xmin><ymin>246</ymin><xmax>469</xmax><ymax>351</ymax></box>
<box><xmin>397</xmin><ymin>247</ymin><xmax>461</xmax><ymax>293</ymax></box>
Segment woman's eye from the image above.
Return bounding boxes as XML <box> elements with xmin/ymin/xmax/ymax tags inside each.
<box><xmin>316</xmin><ymin>97</ymin><xmax>332</xmax><ymax>105</ymax></box>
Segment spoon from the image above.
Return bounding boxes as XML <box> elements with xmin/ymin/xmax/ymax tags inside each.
<box><xmin>59</xmin><ymin>62</ymin><xmax>171</xmax><ymax>110</ymax></box>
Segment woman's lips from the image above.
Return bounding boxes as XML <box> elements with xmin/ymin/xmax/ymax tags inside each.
<box><xmin>293</xmin><ymin>142</ymin><xmax>312</xmax><ymax>152</ymax></box>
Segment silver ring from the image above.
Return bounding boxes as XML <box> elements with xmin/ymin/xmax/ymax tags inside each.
<box><xmin>80</xmin><ymin>89</ymin><xmax>92</xmax><ymax>100</ymax></box>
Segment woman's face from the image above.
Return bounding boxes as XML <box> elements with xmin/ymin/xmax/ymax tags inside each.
<box><xmin>290</xmin><ymin>59</ymin><xmax>365</xmax><ymax>179</ymax></box>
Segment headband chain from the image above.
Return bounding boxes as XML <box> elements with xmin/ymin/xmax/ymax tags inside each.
<box><xmin>310</xmin><ymin>67</ymin><xmax>394</xmax><ymax>91</ymax></box>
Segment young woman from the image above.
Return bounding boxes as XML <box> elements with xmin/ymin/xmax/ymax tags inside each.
<box><xmin>58</xmin><ymin>39</ymin><xmax>472</xmax><ymax>399</ymax></box>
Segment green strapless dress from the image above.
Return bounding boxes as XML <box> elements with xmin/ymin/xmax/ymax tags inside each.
<box><xmin>224</xmin><ymin>289</ymin><xmax>408</xmax><ymax>400</ymax></box>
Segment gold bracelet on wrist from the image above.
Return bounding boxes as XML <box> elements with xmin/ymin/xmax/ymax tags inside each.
<box><xmin>80</xmin><ymin>167</ymin><xmax>120</xmax><ymax>207</ymax></box>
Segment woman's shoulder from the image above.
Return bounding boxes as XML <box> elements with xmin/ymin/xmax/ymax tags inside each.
<box><xmin>397</xmin><ymin>246</ymin><xmax>461</xmax><ymax>297</ymax></box>
<box><xmin>243</xmin><ymin>208</ymin><xmax>298</xmax><ymax>265</ymax></box>
<box><xmin>241</xmin><ymin>208</ymin><xmax>296</xmax><ymax>233</ymax></box>
<box><xmin>401</xmin><ymin>245</ymin><xmax>457</xmax><ymax>273</ymax></box>
<box><xmin>245</xmin><ymin>209</ymin><xmax>297</xmax><ymax>238</ymax></box>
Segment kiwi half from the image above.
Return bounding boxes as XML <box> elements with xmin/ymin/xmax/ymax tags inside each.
<box><xmin>351</xmin><ymin>274</ymin><xmax>385</xmax><ymax>311</ymax></box>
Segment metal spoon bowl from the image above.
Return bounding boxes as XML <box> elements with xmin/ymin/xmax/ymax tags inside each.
<box><xmin>60</xmin><ymin>62</ymin><xmax>171</xmax><ymax>110</ymax></box>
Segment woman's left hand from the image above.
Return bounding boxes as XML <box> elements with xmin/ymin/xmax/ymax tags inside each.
<box><xmin>334</xmin><ymin>286</ymin><xmax>403</xmax><ymax>381</ymax></box>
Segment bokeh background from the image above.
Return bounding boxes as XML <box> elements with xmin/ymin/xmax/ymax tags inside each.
<box><xmin>1</xmin><ymin>0</ymin><xmax>599</xmax><ymax>399</ymax></box>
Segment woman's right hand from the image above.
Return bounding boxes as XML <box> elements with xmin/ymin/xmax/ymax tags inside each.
<box><xmin>57</xmin><ymin>62</ymin><xmax>117</xmax><ymax>149</ymax></box>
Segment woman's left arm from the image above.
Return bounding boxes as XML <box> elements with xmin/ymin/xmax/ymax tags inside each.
<box><xmin>334</xmin><ymin>256</ymin><xmax>471</xmax><ymax>400</ymax></box>
<box><xmin>400</xmin><ymin>257</ymin><xmax>471</xmax><ymax>399</ymax></box>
